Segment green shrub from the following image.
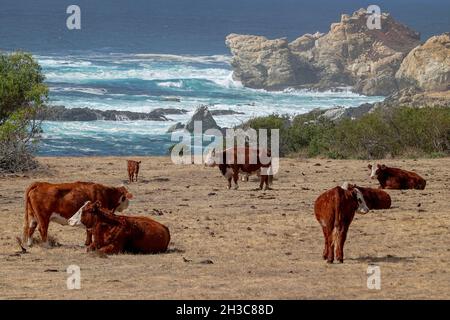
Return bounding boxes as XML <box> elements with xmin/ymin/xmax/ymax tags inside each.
<box><xmin>242</xmin><ymin>106</ymin><xmax>450</xmax><ymax>159</ymax></box>
<box><xmin>0</xmin><ymin>52</ymin><xmax>48</xmax><ymax>172</ymax></box>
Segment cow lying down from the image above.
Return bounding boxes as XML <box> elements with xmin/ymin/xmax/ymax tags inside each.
<box><xmin>368</xmin><ymin>164</ymin><xmax>426</xmax><ymax>190</ymax></box>
<box><xmin>341</xmin><ymin>182</ymin><xmax>391</xmax><ymax>210</ymax></box>
<box><xmin>69</xmin><ymin>201</ymin><xmax>170</xmax><ymax>254</ymax></box>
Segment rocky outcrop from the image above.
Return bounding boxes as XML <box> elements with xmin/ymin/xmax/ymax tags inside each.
<box><xmin>396</xmin><ymin>33</ymin><xmax>450</xmax><ymax>92</ymax></box>
<box><xmin>226</xmin><ymin>8</ymin><xmax>421</xmax><ymax>96</ymax></box>
<box><xmin>185</xmin><ymin>105</ymin><xmax>221</xmax><ymax>133</ymax></box>
<box><xmin>374</xmin><ymin>88</ymin><xmax>450</xmax><ymax>108</ymax></box>
<box><xmin>225</xmin><ymin>34</ymin><xmax>316</xmax><ymax>90</ymax></box>
<box><xmin>166</xmin><ymin>105</ymin><xmax>222</xmax><ymax>133</ymax></box>
<box><xmin>42</xmin><ymin>106</ymin><xmax>188</xmax><ymax>121</ymax></box>
<box><xmin>166</xmin><ymin>122</ymin><xmax>186</xmax><ymax>133</ymax></box>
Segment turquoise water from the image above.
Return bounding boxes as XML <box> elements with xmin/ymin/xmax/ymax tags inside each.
<box><xmin>38</xmin><ymin>53</ymin><xmax>384</xmax><ymax>155</ymax></box>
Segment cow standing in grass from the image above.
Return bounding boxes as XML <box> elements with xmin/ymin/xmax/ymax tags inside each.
<box><xmin>314</xmin><ymin>185</ymin><xmax>369</xmax><ymax>263</ymax></box>
<box><xmin>205</xmin><ymin>146</ymin><xmax>273</xmax><ymax>190</ymax></box>
<box><xmin>127</xmin><ymin>160</ymin><xmax>141</xmax><ymax>183</ymax></box>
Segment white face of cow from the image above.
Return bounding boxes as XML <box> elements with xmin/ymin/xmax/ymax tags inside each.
<box><xmin>68</xmin><ymin>201</ymin><xmax>90</xmax><ymax>227</ymax></box>
<box><xmin>116</xmin><ymin>196</ymin><xmax>130</xmax><ymax>212</ymax></box>
<box><xmin>354</xmin><ymin>188</ymin><xmax>369</xmax><ymax>214</ymax></box>
<box><xmin>368</xmin><ymin>164</ymin><xmax>378</xmax><ymax>179</ymax></box>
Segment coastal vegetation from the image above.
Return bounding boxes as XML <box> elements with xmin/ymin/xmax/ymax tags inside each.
<box><xmin>0</xmin><ymin>52</ymin><xmax>48</xmax><ymax>172</ymax></box>
<box><xmin>242</xmin><ymin>106</ymin><xmax>450</xmax><ymax>159</ymax></box>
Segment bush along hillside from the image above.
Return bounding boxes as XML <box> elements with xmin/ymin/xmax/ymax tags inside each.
<box><xmin>0</xmin><ymin>52</ymin><xmax>48</xmax><ymax>172</ymax></box>
<box><xmin>242</xmin><ymin>106</ymin><xmax>450</xmax><ymax>159</ymax></box>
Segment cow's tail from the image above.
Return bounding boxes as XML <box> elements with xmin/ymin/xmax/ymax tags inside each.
<box><xmin>331</xmin><ymin>227</ymin><xmax>339</xmax><ymax>249</ymax></box>
<box><xmin>331</xmin><ymin>188</ymin><xmax>342</xmax><ymax>249</ymax></box>
<box><xmin>23</xmin><ymin>183</ymin><xmax>39</xmax><ymax>245</ymax></box>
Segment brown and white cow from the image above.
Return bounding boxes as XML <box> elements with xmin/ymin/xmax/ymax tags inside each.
<box><xmin>314</xmin><ymin>185</ymin><xmax>369</xmax><ymax>263</ymax></box>
<box><xmin>68</xmin><ymin>201</ymin><xmax>170</xmax><ymax>254</ymax></box>
<box><xmin>205</xmin><ymin>146</ymin><xmax>273</xmax><ymax>190</ymax></box>
<box><xmin>368</xmin><ymin>164</ymin><xmax>426</xmax><ymax>190</ymax></box>
<box><xmin>342</xmin><ymin>182</ymin><xmax>391</xmax><ymax>210</ymax></box>
<box><xmin>127</xmin><ymin>160</ymin><xmax>141</xmax><ymax>183</ymax></box>
<box><xmin>23</xmin><ymin>182</ymin><xmax>133</xmax><ymax>247</ymax></box>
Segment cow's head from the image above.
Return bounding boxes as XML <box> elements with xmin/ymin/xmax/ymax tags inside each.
<box><xmin>204</xmin><ymin>148</ymin><xmax>217</xmax><ymax>167</ymax></box>
<box><xmin>351</xmin><ymin>188</ymin><xmax>369</xmax><ymax>214</ymax></box>
<box><xmin>116</xmin><ymin>186</ymin><xmax>133</xmax><ymax>212</ymax></box>
<box><xmin>68</xmin><ymin>201</ymin><xmax>100</xmax><ymax>228</ymax></box>
<box><xmin>368</xmin><ymin>164</ymin><xmax>386</xmax><ymax>179</ymax></box>
<box><xmin>342</xmin><ymin>182</ymin><xmax>369</xmax><ymax>214</ymax></box>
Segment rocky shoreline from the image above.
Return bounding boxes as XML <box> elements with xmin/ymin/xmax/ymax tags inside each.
<box><xmin>41</xmin><ymin>105</ymin><xmax>244</xmax><ymax>122</ymax></box>
<box><xmin>225</xmin><ymin>9</ymin><xmax>449</xmax><ymax>100</ymax></box>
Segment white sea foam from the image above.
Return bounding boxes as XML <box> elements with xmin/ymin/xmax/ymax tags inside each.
<box><xmin>37</xmin><ymin>56</ymin><xmax>92</xmax><ymax>68</ymax></box>
<box><xmin>51</xmin><ymin>87</ymin><xmax>108</xmax><ymax>95</ymax></box>
<box><xmin>157</xmin><ymin>81</ymin><xmax>184</xmax><ymax>88</ymax></box>
<box><xmin>133</xmin><ymin>53</ymin><xmax>231</xmax><ymax>64</ymax></box>
<box><xmin>44</xmin><ymin>67</ymin><xmax>232</xmax><ymax>85</ymax></box>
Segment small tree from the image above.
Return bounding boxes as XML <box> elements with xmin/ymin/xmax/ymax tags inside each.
<box><xmin>0</xmin><ymin>52</ymin><xmax>48</xmax><ymax>172</ymax></box>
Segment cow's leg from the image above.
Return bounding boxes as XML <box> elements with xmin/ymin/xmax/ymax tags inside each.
<box><xmin>27</xmin><ymin>218</ymin><xmax>38</xmax><ymax>246</ymax></box>
<box><xmin>98</xmin><ymin>243</ymin><xmax>122</xmax><ymax>254</ymax></box>
<box><xmin>321</xmin><ymin>227</ymin><xmax>332</xmax><ymax>260</ymax></box>
<box><xmin>233</xmin><ymin>171</ymin><xmax>239</xmax><ymax>190</ymax></box>
<box><xmin>259</xmin><ymin>175</ymin><xmax>265</xmax><ymax>190</ymax></box>
<box><xmin>135</xmin><ymin>170</ymin><xmax>139</xmax><ymax>182</ymax></box>
<box><xmin>263</xmin><ymin>175</ymin><xmax>271</xmax><ymax>190</ymax></box>
<box><xmin>85</xmin><ymin>229</ymin><xmax>93</xmax><ymax>246</ymax></box>
<box><xmin>326</xmin><ymin>228</ymin><xmax>336</xmax><ymax>263</ymax></box>
<box><xmin>36</xmin><ymin>215</ymin><xmax>50</xmax><ymax>247</ymax></box>
<box><xmin>335</xmin><ymin>225</ymin><xmax>349</xmax><ymax>263</ymax></box>
<box><xmin>227</xmin><ymin>177</ymin><xmax>232</xmax><ymax>189</ymax></box>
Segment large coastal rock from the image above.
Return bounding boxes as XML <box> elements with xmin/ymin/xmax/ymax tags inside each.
<box><xmin>396</xmin><ymin>33</ymin><xmax>450</xmax><ymax>92</ymax></box>
<box><xmin>226</xmin><ymin>9</ymin><xmax>421</xmax><ymax>96</ymax></box>
<box><xmin>225</xmin><ymin>34</ymin><xmax>315</xmax><ymax>90</ymax></box>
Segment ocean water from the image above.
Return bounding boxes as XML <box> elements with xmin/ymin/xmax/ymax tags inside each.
<box><xmin>1</xmin><ymin>0</ymin><xmax>448</xmax><ymax>156</ymax></box>
<box><xmin>37</xmin><ymin>53</ymin><xmax>384</xmax><ymax>155</ymax></box>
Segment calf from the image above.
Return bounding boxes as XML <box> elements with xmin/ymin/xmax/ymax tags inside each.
<box><xmin>69</xmin><ymin>201</ymin><xmax>170</xmax><ymax>254</ymax></box>
<box><xmin>342</xmin><ymin>182</ymin><xmax>391</xmax><ymax>210</ymax></box>
<box><xmin>127</xmin><ymin>160</ymin><xmax>141</xmax><ymax>182</ymax></box>
<box><xmin>205</xmin><ymin>146</ymin><xmax>273</xmax><ymax>190</ymax></box>
<box><xmin>314</xmin><ymin>186</ymin><xmax>369</xmax><ymax>263</ymax></box>
<box><xmin>368</xmin><ymin>164</ymin><xmax>426</xmax><ymax>190</ymax></box>
<box><xmin>24</xmin><ymin>182</ymin><xmax>133</xmax><ymax>247</ymax></box>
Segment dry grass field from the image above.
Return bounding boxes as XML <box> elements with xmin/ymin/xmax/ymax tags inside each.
<box><xmin>0</xmin><ymin>157</ymin><xmax>449</xmax><ymax>299</ymax></box>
